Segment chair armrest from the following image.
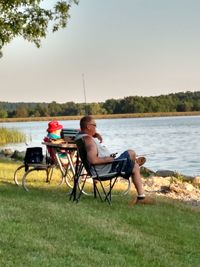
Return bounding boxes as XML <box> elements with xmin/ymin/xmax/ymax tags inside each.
<box><xmin>91</xmin><ymin>158</ymin><xmax>127</xmax><ymax>176</ymax></box>
<box><xmin>111</xmin><ymin>158</ymin><xmax>127</xmax><ymax>174</ymax></box>
<box><xmin>112</xmin><ymin>158</ymin><xmax>127</xmax><ymax>163</ymax></box>
<box><xmin>91</xmin><ymin>158</ymin><xmax>126</xmax><ymax>167</ymax></box>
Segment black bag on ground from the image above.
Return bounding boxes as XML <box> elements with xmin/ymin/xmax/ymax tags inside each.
<box><xmin>24</xmin><ymin>147</ymin><xmax>44</xmax><ymax>171</ymax></box>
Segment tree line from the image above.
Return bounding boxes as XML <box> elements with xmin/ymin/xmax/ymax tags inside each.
<box><xmin>0</xmin><ymin>91</ymin><xmax>200</xmax><ymax>118</ymax></box>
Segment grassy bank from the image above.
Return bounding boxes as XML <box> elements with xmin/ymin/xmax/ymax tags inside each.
<box><xmin>0</xmin><ymin>127</ymin><xmax>26</xmax><ymax>145</ymax></box>
<box><xmin>0</xmin><ymin>111</ymin><xmax>200</xmax><ymax>123</ymax></box>
<box><xmin>0</xmin><ymin>159</ymin><xmax>200</xmax><ymax>267</ymax></box>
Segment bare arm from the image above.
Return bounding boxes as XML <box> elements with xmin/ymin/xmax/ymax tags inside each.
<box><xmin>85</xmin><ymin>136</ymin><xmax>114</xmax><ymax>165</ymax></box>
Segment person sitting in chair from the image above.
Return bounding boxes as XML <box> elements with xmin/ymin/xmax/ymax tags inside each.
<box><xmin>44</xmin><ymin>120</ymin><xmax>70</xmax><ymax>166</ymax></box>
<box><xmin>45</xmin><ymin>120</ymin><xmax>64</xmax><ymax>143</ymax></box>
<box><xmin>77</xmin><ymin>115</ymin><xmax>154</xmax><ymax>205</ymax></box>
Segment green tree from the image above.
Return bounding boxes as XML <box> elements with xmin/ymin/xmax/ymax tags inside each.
<box><xmin>61</xmin><ymin>102</ymin><xmax>78</xmax><ymax>115</ymax></box>
<box><xmin>0</xmin><ymin>0</ymin><xmax>79</xmax><ymax>57</ymax></box>
<box><xmin>103</xmin><ymin>99</ymin><xmax>121</xmax><ymax>114</ymax></box>
<box><xmin>76</xmin><ymin>103</ymin><xmax>88</xmax><ymax>115</ymax></box>
<box><xmin>177</xmin><ymin>101</ymin><xmax>193</xmax><ymax>112</ymax></box>
<box><xmin>34</xmin><ymin>103</ymin><xmax>49</xmax><ymax>116</ymax></box>
<box><xmin>120</xmin><ymin>96</ymin><xmax>145</xmax><ymax>113</ymax></box>
<box><xmin>134</xmin><ymin>101</ymin><xmax>145</xmax><ymax>113</ymax></box>
<box><xmin>193</xmin><ymin>99</ymin><xmax>200</xmax><ymax>111</ymax></box>
<box><xmin>48</xmin><ymin>101</ymin><xmax>62</xmax><ymax>116</ymax></box>
<box><xmin>15</xmin><ymin>104</ymin><xmax>28</xmax><ymax>117</ymax></box>
<box><xmin>143</xmin><ymin>97</ymin><xmax>159</xmax><ymax>112</ymax></box>
<box><xmin>87</xmin><ymin>103</ymin><xmax>107</xmax><ymax>115</ymax></box>
<box><xmin>0</xmin><ymin>107</ymin><xmax>7</xmax><ymax>118</ymax></box>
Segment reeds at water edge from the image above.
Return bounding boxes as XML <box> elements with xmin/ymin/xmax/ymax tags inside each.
<box><xmin>0</xmin><ymin>127</ymin><xmax>26</xmax><ymax>145</ymax></box>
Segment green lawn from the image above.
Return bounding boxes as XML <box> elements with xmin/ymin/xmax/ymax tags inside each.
<box><xmin>0</xmin><ymin>160</ymin><xmax>200</xmax><ymax>267</ymax></box>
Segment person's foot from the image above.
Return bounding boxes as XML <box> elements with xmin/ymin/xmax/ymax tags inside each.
<box><xmin>136</xmin><ymin>156</ymin><xmax>146</xmax><ymax>166</ymax></box>
<box><xmin>128</xmin><ymin>197</ymin><xmax>155</xmax><ymax>206</ymax></box>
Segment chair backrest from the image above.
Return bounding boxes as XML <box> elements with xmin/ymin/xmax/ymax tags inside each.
<box><xmin>24</xmin><ymin>147</ymin><xmax>44</xmax><ymax>171</ymax></box>
<box><xmin>24</xmin><ymin>147</ymin><xmax>44</xmax><ymax>164</ymax></box>
<box><xmin>75</xmin><ymin>137</ymin><xmax>92</xmax><ymax>175</ymax></box>
<box><xmin>61</xmin><ymin>128</ymin><xmax>79</xmax><ymax>143</ymax></box>
<box><xmin>43</xmin><ymin>137</ymin><xmax>57</xmax><ymax>164</ymax></box>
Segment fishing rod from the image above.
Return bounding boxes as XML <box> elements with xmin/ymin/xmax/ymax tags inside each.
<box><xmin>137</xmin><ymin>150</ymin><xmax>179</xmax><ymax>157</ymax></box>
<box><xmin>82</xmin><ymin>73</ymin><xmax>87</xmax><ymax>115</ymax></box>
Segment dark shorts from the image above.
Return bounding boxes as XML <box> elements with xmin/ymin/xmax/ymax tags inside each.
<box><xmin>111</xmin><ymin>151</ymin><xmax>134</xmax><ymax>179</ymax></box>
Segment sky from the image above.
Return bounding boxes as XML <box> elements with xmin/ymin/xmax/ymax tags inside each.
<box><xmin>1</xmin><ymin>0</ymin><xmax>200</xmax><ymax>104</ymax></box>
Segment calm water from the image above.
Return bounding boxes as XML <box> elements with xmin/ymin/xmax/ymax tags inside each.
<box><xmin>1</xmin><ymin>116</ymin><xmax>200</xmax><ymax>176</ymax></box>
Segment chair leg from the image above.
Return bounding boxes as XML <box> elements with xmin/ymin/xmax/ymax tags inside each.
<box><xmin>22</xmin><ymin>168</ymin><xmax>37</xmax><ymax>192</ymax></box>
<box><xmin>48</xmin><ymin>167</ymin><xmax>54</xmax><ymax>183</ymax></box>
<box><xmin>70</xmin><ymin>163</ymin><xmax>84</xmax><ymax>202</ymax></box>
<box><xmin>13</xmin><ymin>164</ymin><xmax>25</xmax><ymax>186</ymax></box>
<box><xmin>104</xmin><ymin>178</ymin><xmax>118</xmax><ymax>204</ymax></box>
<box><xmin>76</xmin><ymin>175</ymin><xmax>87</xmax><ymax>202</ymax></box>
<box><xmin>46</xmin><ymin>167</ymin><xmax>50</xmax><ymax>183</ymax></box>
<box><xmin>97</xmin><ymin>179</ymin><xmax>112</xmax><ymax>204</ymax></box>
<box><xmin>93</xmin><ymin>180</ymin><xmax>97</xmax><ymax>198</ymax></box>
<box><xmin>93</xmin><ymin>180</ymin><xmax>104</xmax><ymax>201</ymax></box>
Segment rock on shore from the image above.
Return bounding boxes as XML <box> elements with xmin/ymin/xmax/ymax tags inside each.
<box><xmin>141</xmin><ymin>169</ymin><xmax>200</xmax><ymax>207</ymax></box>
<box><xmin>0</xmin><ymin>148</ymin><xmax>25</xmax><ymax>160</ymax></box>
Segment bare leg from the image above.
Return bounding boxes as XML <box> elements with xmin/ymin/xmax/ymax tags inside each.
<box><xmin>127</xmin><ymin>150</ymin><xmax>154</xmax><ymax>205</ymax></box>
<box><xmin>127</xmin><ymin>149</ymin><xmax>144</xmax><ymax>194</ymax></box>
<box><xmin>128</xmin><ymin>163</ymin><xmax>146</xmax><ymax>206</ymax></box>
<box><xmin>131</xmin><ymin>163</ymin><xmax>144</xmax><ymax>195</ymax></box>
<box><xmin>127</xmin><ymin>149</ymin><xmax>137</xmax><ymax>161</ymax></box>
<box><xmin>127</xmin><ymin>150</ymin><xmax>146</xmax><ymax>206</ymax></box>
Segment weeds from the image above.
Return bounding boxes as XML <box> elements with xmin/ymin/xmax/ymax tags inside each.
<box><xmin>0</xmin><ymin>127</ymin><xmax>26</xmax><ymax>145</ymax></box>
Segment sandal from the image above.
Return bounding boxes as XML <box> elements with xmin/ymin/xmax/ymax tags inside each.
<box><xmin>136</xmin><ymin>156</ymin><xmax>146</xmax><ymax>166</ymax></box>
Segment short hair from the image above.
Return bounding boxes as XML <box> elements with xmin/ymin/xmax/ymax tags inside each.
<box><xmin>80</xmin><ymin>115</ymin><xmax>94</xmax><ymax>130</ymax></box>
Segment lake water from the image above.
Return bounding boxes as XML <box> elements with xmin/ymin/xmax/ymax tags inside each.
<box><xmin>1</xmin><ymin>116</ymin><xmax>200</xmax><ymax>176</ymax></box>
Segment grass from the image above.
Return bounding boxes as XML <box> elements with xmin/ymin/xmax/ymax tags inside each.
<box><xmin>0</xmin><ymin>159</ymin><xmax>200</xmax><ymax>267</ymax></box>
<box><xmin>0</xmin><ymin>127</ymin><xmax>26</xmax><ymax>145</ymax></box>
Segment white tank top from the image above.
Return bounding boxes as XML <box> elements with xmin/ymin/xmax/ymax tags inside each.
<box><xmin>92</xmin><ymin>138</ymin><xmax>112</xmax><ymax>175</ymax></box>
<box><xmin>76</xmin><ymin>133</ymin><xmax>112</xmax><ymax>175</ymax></box>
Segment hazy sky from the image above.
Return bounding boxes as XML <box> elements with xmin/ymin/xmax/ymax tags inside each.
<box><xmin>1</xmin><ymin>0</ymin><xmax>200</xmax><ymax>103</ymax></box>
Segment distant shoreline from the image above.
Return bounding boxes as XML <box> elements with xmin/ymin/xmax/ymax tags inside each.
<box><xmin>0</xmin><ymin>111</ymin><xmax>200</xmax><ymax>123</ymax></box>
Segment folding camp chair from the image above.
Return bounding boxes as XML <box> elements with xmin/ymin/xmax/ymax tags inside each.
<box><xmin>72</xmin><ymin>137</ymin><xmax>129</xmax><ymax>204</ymax></box>
<box><xmin>43</xmin><ymin>141</ymin><xmax>77</xmax><ymax>187</ymax></box>
<box><xmin>14</xmin><ymin>146</ymin><xmax>56</xmax><ymax>191</ymax></box>
<box><xmin>14</xmin><ymin>129</ymin><xmax>79</xmax><ymax>192</ymax></box>
<box><xmin>42</xmin><ymin>128</ymin><xmax>79</xmax><ymax>191</ymax></box>
<box><xmin>14</xmin><ymin>144</ymin><xmax>77</xmax><ymax>192</ymax></box>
